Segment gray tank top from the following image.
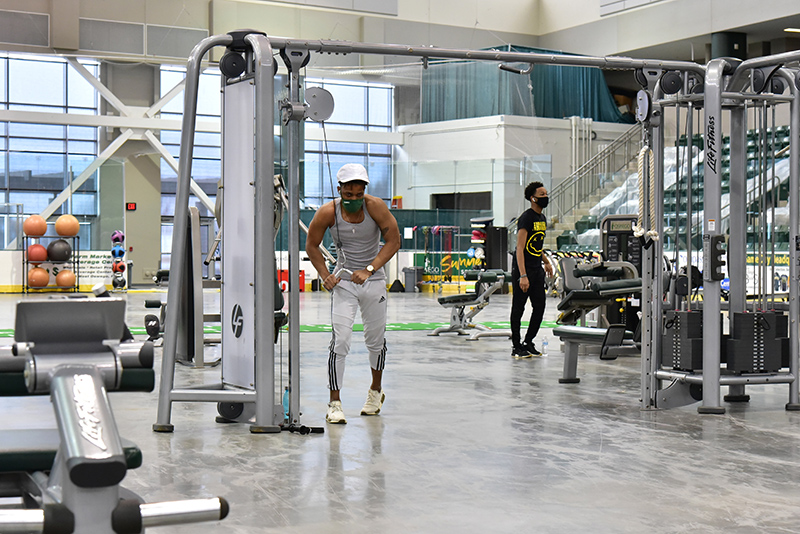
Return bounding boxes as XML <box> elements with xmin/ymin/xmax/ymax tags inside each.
<box><xmin>333</xmin><ymin>199</ymin><xmax>385</xmax><ymax>281</ymax></box>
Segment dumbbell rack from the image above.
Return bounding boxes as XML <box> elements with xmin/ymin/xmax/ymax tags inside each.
<box><xmin>22</xmin><ymin>235</ymin><xmax>80</xmax><ymax>293</ymax></box>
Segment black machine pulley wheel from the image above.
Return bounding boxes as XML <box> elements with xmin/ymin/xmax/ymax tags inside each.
<box><xmin>217</xmin><ymin>402</ymin><xmax>245</xmax><ymax>420</ymax></box>
<box><xmin>220</xmin><ymin>51</ymin><xmax>247</xmax><ymax>78</ymax></box>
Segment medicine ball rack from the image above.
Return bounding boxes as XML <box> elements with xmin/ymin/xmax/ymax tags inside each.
<box><xmin>22</xmin><ymin>235</ymin><xmax>80</xmax><ymax>293</ymax></box>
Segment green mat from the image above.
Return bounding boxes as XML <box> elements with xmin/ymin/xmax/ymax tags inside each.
<box><xmin>0</xmin><ymin>321</ymin><xmax>559</xmax><ymax>338</ymax></box>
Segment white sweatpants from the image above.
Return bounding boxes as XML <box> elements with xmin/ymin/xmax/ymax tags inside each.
<box><xmin>328</xmin><ymin>279</ymin><xmax>387</xmax><ymax>391</ymax></box>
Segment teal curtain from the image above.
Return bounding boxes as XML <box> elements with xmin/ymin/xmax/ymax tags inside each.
<box><xmin>421</xmin><ymin>45</ymin><xmax>633</xmax><ymax>124</ymax></box>
<box><xmin>421</xmin><ymin>60</ymin><xmax>533</xmax><ymax>122</ymax></box>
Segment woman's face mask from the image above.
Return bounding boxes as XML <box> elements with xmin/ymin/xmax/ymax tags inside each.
<box><xmin>342</xmin><ymin>198</ymin><xmax>364</xmax><ymax>213</ymax></box>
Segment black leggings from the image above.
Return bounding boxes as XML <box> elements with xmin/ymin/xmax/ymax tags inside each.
<box><xmin>510</xmin><ymin>268</ymin><xmax>546</xmax><ymax>347</ymax></box>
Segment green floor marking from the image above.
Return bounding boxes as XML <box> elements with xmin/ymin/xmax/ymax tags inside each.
<box><xmin>0</xmin><ymin>320</ymin><xmax>559</xmax><ymax>338</ymax></box>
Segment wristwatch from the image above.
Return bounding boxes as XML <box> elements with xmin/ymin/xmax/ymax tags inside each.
<box><xmin>366</xmin><ymin>264</ymin><xmax>375</xmax><ymax>275</ymax></box>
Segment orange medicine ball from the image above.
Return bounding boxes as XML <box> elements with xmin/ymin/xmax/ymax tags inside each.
<box><xmin>23</xmin><ymin>215</ymin><xmax>47</xmax><ymax>237</ymax></box>
<box><xmin>27</xmin><ymin>244</ymin><xmax>48</xmax><ymax>264</ymax></box>
<box><xmin>55</xmin><ymin>269</ymin><xmax>76</xmax><ymax>288</ymax></box>
<box><xmin>55</xmin><ymin>214</ymin><xmax>80</xmax><ymax>237</ymax></box>
<box><xmin>27</xmin><ymin>267</ymin><xmax>50</xmax><ymax>288</ymax></box>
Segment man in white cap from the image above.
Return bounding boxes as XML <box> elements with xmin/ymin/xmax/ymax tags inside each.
<box><xmin>306</xmin><ymin>163</ymin><xmax>401</xmax><ymax>424</ymax></box>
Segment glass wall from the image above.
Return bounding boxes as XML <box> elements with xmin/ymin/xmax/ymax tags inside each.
<box><xmin>0</xmin><ymin>54</ymin><xmax>100</xmax><ymax>248</ymax></box>
<box><xmin>303</xmin><ymin>78</ymin><xmax>394</xmax><ymax>207</ymax></box>
<box><xmin>157</xmin><ymin>70</ymin><xmax>397</xmax><ymax>264</ymax></box>
<box><xmin>159</xmin><ymin>65</ymin><xmax>222</xmax><ymax>220</ymax></box>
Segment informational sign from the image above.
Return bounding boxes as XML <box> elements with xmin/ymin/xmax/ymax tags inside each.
<box><xmin>414</xmin><ymin>252</ymin><xmax>483</xmax><ymax>278</ymax></box>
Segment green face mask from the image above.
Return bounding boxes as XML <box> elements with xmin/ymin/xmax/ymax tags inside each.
<box><xmin>342</xmin><ymin>198</ymin><xmax>363</xmax><ymax>213</ymax></box>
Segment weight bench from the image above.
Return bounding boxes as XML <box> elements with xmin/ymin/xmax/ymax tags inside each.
<box><xmin>0</xmin><ymin>298</ymin><xmax>228</xmax><ymax>533</ymax></box>
<box><xmin>429</xmin><ymin>269</ymin><xmax>511</xmax><ymax>341</ymax></box>
<box><xmin>553</xmin><ymin>324</ymin><xmax>637</xmax><ymax>383</ymax></box>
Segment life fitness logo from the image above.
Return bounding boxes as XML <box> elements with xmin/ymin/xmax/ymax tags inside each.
<box><xmin>231</xmin><ymin>304</ymin><xmax>244</xmax><ymax>338</ymax></box>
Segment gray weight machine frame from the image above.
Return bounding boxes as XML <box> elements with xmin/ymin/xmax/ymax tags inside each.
<box><xmin>163</xmin><ymin>30</ymin><xmax>800</xmax><ymax>432</ymax></box>
<box><xmin>154</xmin><ymin>33</ymin><xmax>283</xmax><ymax>433</ymax></box>
<box><xmin>640</xmin><ymin>53</ymin><xmax>800</xmax><ymax>413</ymax></box>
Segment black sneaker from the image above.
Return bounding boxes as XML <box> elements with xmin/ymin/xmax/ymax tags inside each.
<box><xmin>512</xmin><ymin>346</ymin><xmax>532</xmax><ymax>359</ymax></box>
<box><xmin>523</xmin><ymin>342</ymin><xmax>542</xmax><ymax>356</ymax></box>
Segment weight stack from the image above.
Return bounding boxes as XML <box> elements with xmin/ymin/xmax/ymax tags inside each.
<box><xmin>726</xmin><ymin>311</ymin><xmax>788</xmax><ymax>374</ymax></box>
<box><xmin>661</xmin><ymin>310</ymin><xmax>704</xmax><ymax>371</ymax></box>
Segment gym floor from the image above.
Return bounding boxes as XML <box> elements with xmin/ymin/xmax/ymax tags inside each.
<box><xmin>3</xmin><ymin>289</ymin><xmax>800</xmax><ymax>533</ymax></box>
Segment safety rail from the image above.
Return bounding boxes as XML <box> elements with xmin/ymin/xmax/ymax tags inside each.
<box><xmin>550</xmin><ymin>123</ymin><xmax>642</xmax><ymax>223</ymax></box>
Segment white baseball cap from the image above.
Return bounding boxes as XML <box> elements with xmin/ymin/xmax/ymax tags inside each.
<box><xmin>337</xmin><ymin>163</ymin><xmax>370</xmax><ymax>184</ymax></box>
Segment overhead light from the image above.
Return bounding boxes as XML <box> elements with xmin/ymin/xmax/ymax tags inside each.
<box><xmin>784</xmin><ymin>28</ymin><xmax>800</xmax><ymax>33</ymax></box>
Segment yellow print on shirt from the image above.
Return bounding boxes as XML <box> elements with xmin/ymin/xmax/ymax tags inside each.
<box><xmin>525</xmin><ymin>221</ymin><xmax>546</xmax><ymax>256</ymax></box>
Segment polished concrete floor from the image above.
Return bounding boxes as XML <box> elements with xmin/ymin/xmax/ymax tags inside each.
<box><xmin>4</xmin><ymin>288</ymin><xmax>800</xmax><ymax>533</ymax></box>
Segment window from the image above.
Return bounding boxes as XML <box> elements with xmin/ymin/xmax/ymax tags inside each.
<box><xmin>158</xmin><ymin>65</ymin><xmax>222</xmax><ymax>268</ymax></box>
<box><xmin>157</xmin><ymin>70</ymin><xmax>395</xmax><ymax>262</ymax></box>
<box><xmin>0</xmin><ymin>54</ymin><xmax>99</xmax><ymax>248</ymax></box>
<box><xmin>158</xmin><ymin>65</ymin><xmax>221</xmax><ymax>219</ymax></box>
<box><xmin>303</xmin><ymin>78</ymin><xmax>394</xmax><ymax>208</ymax></box>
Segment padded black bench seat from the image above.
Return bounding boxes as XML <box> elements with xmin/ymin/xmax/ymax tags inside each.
<box><xmin>438</xmin><ymin>293</ymin><xmax>484</xmax><ymax>305</ymax></box>
<box><xmin>0</xmin><ymin>429</ymin><xmax>143</xmax><ymax>474</ymax></box>
<box><xmin>553</xmin><ymin>325</ymin><xmax>634</xmax><ymax>343</ymax></box>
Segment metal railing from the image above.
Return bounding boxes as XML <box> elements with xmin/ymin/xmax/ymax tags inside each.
<box><xmin>550</xmin><ymin>122</ymin><xmax>642</xmax><ymax>223</ymax></box>
<box><xmin>0</xmin><ymin>203</ymin><xmax>23</xmax><ymax>250</ymax></box>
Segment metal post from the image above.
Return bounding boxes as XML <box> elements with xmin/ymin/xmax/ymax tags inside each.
<box><xmin>247</xmin><ymin>33</ymin><xmax>280</xmax><ymax>433</ymax></box>
<box><xmin>154</xmin><ymin>34</ymin><xmax>233</xmax><ymax>432</ymax></box>
<box><xmin>647</xmin><ymin>97</ymin><xmax>665</xmax><ymax>408</ymax></box>
<box><xmin>783</xmin><ymin>68</ymin><xmax>800</xmax><ymax>410</ymax></box>
<box><xmin>698</xmin><ymin>59</ymin><xmax>726</xmax><ymax>414</ymax></box>
<box><xmin>283</xmin><ymin>47</ymin><xmax>308</xmax><ymax>426</ymax></box>
<box><xmin>725</xmin><ymin>104</ymin><xmax>748</xmax><ymax>401</ymax></box>
<box><xmin>641</xmin><ymin>120</ymin><xmax>657</xmax><ymax>410</ymax></box>
<box><xmin>685</xmin><ymin>103</ymin><xmax>694</xmax><ymax>311</ymax></box>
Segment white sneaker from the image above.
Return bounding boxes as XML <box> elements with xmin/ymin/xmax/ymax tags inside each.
<box><xmin>361</xmin><ymin>389</ymin><xmax>385</xmax><ymax>416</ymax></box>
<box><xmin>326</xmin><ymin>400</ymin><xmax>347</xmax><ymax>424</ymax></box>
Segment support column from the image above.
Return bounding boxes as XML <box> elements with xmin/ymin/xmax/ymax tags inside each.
<box><xmin>699</xmin><ymin>59</ymin><xmax>727</xmax><ymax>414</ymax></box>
<box><xmin>100</xmin><ymin>61</ymin><xmax>161</xmax><ymax>285</ymax></box>
<box><xmin>725</xmin><ymin>105</ymin><xmax>749</xmax><ymax>402</ymax></box>
<box><xmin>711</xmin><ymin>32</ymin><xmax>747</xmax><ymax>61</ymax></box>
<box><xmin>785</xmin><ymin>69</ymin><xmax>800</xmax><ymax>410</ymax></box>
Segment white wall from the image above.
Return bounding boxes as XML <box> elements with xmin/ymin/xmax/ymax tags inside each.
<box><xmin>395</xmin><ymin>115</ymin><xmax>630</xmax><ymax>226</ymax></box>
<box><xmin>6</xmin><ymin>0</ymin><xmax>800</xmax><ymax>61</ymax></box>
<box><xmin>537</xmin><ymin>0</ymin><xmax>800</xmax><ymax>56</ymax></box>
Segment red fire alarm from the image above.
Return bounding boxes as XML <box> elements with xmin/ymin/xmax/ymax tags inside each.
<box><xmin>126</xmin><ymin>202</ymin><xmax>137</xmax><ymax>211</ymax></box>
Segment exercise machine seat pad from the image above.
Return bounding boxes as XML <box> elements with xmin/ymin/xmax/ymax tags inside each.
<box><xmin>556</xmin><ymin>290</ymin><xmax>611</xmax><ymax>311</ymax></box>
<box><xmin>590</xmin><ymin>278</ymin><xmax>643</xmax><ymax>293</ymax></box>
<box><xmin>462</xmin><ymin>269</ymin><xmax>511</xmax><ymax>282</ymax></box>
<box><xmin>573</xmin><ymin>265</ymin><xmax>625</xmax><ymax>279</ymax></box>
<box><xmin>553</xmin><ymin>325</ymin><xmax>634</xmax><ymax>342</ymax></box>
<box><xmin>0</xmin><ymin>356</ymin><xmax>27</xmax><ymax>396</ymax></box>
<box><xmin>0</xmin><ymin>429</ymin><xmax>142</xmax><ymax>474</ymax></box>
<box><xmin>438</xmin><ymin>293</ymin><xmax>484</xmax><ymax>305</ymax></box>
